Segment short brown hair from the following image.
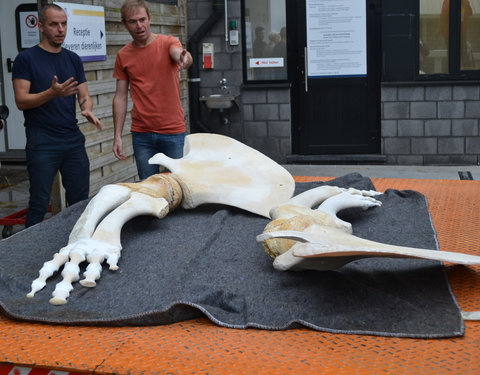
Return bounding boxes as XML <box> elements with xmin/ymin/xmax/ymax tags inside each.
<box><xmin>121</xmin><ymin>0</ymin><xmax>150</xmax><ymax>22</ymax></box>
<box><xmin>38</xmin><ymin>3</ymin><xmax>65</xmax><ymax>25</ymax></box>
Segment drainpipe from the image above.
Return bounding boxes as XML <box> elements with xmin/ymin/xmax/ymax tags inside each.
<box><xmin>188</xmin><ymin>0</ymin><xmax>225</xmax><ymax>133</ymax></box>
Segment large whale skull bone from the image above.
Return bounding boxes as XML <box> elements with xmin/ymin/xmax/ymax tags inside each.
<box><xmin>257</xmin><ymin>187</ymin><xmax>480</xmax><ymax>271</ymax></box>
<box><xmin>27</xmin><ymin>134</ymin><xmax>295</xmax><ymax>305</ymax></box>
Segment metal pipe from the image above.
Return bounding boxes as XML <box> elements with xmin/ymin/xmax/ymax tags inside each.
<box><xmin>224</xmin><ymin>0</ymin><xmax>229</xmax><ymax>43</ymax></box>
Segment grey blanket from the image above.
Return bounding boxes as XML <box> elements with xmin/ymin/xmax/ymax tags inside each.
<box><xmin>0</xmin><ymin>173</ymin><xmax>463</xmax><ymax>338</ymax></box>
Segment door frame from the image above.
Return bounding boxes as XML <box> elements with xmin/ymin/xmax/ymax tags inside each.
<box><xmin>289</xmin><ymin>0</ymin><xmax>382</xmax><ymax>158</ymax></box>
<box><xmin>0</xmin><ymin>1</ymin><xmax>37</xmax><ymax>159</ymax></box>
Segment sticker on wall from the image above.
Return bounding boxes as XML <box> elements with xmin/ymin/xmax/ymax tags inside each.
<box><xmin>249</xmin><ymin>58</ymin><xmax>284</xmax><ymax>68</ymax></box>
<box><xmin>203</xmin><ymin>43</ymin><xmax>214</xmax><ymax>69</ymax></box>
<box><xmin>19</xmin><ymin>11</ymin><xmax>40</xmax><ymax>49</ymax></box>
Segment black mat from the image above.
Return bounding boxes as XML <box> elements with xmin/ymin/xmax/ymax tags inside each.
<box><xmin>0</xmin><ymin>173</ymin><xmax>463</xmax><ymax>338</ymax></box>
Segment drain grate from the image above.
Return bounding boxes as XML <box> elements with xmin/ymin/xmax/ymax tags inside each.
<box><xmin>458</xmin><ymin>171</ymin><xmax>474</xmax><ymax>180</ymax></box>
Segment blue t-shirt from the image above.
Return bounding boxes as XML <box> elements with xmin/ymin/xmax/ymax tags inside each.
<box><xmin>12</xmin><ymin>45</ymin><xmax>86</xmax><ymax>136</ymax></box>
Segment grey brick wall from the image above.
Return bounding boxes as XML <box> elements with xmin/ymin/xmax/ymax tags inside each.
<box><xmin>382</xmin><ymin>85</ymin><xmax>480</xmax><ymax>165</ymax></box>
<box><xmin>189</xmin><ymin>1</ymin><xmax>479</xmax><ymax>165</ymax></box>
<box><xmin>188</xmin><ymin>0</ymin><xmax>291</xmax><ymax>163</ymax></box>
<box><xmin>234</xmin><ymin>86</ymin><xmax>291</xmax><ymax>161</ymax></box>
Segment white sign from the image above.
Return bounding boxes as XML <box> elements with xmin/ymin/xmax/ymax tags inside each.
<box><xmin>249</xmin><ymin>58</ymin><xmax>285</xmax><ymax>68</ymax></box>
<box><xmin>306</xmin><ymin>0</ymin><xmax>366</xmax><ymax>78</ymax></box>
<box><xmin>54</xmin><ymin>2</ymin><xmax>106</xmax><ymax>62</ymax></box>
<box><xmin>19</xmin><ymin>11</ymin><xmax>40</xmax><ymax>49</ymax></box>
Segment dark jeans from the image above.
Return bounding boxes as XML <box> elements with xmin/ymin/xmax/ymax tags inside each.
<box><xmin>131</xmin><ymin>131</ymin><xmax>186</xmax><ymax>180</ymax></box>
<box><xmin>25</xmin><ymin>128</ymin><xmax>90</xmax><ymax>227</ymax></box>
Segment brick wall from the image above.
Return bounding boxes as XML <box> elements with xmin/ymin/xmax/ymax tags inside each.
<box><xmin>189</xmin><ymin>1</ymin><xmax>480</xmax><ymax>166</ymax></box>
<box><xmin>382</xmin><ymin>85</ymin><xmax>480</xmax><ymax>165</ymax></box>
<box><xmin>188</xmin><ymin>0</ymin><xmax>291</xmax><ymax>163</ymax></box>
<box><xmin>242</xmin><ymin>88</ymin><xmax>291</xmax><ymax>162</ymax></box>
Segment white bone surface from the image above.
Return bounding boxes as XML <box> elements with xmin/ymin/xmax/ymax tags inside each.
<box><xmin>68</xmin><ymin>184</ymin><xmax>132</xmax><ymax>243</ymax></box>
<box><xmin>28</xmin><ymin>189</ymin><xmax>171</xmax><ymax>304</ymax></box>
<box><xmin>149</xmin><ymin>133</ymin><xmax>295</xmax><ymax>218</ymax></box>
<box><xmin>90</xmin><ymin>192</ymin><xmax>170</xmax><ymax>248</ymax></box>
<box><xmin>262</xmin><ymin>188</ymin><xmax>382</xmax><ymax>259</ymax></box>
<box><xmin>258</xmin><ymin>187</ymin><xmax>480</xmax><ymax>271</ymax></box>
<box><xmin>28</xmin><ymin>132</ymin><xmax>479</xmax><ymax>307</ymax></box>
<box><xmin>27</xmin><ymin>134</ymin><xmax>294</xmax><ymax>305</ymax></box>
<box><xmin>259</xmin><ymin>229</ymin><xmax>480</xmax><ymax>271</ymax></box>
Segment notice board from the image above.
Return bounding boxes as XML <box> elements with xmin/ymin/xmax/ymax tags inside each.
<box><xmin>306</xmin><ymin>0</ymin><xmax>366</xmax><ymax>78</ymax></box>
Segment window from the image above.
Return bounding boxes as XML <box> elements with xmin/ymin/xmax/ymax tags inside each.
<box><xmin>383</xmin><ymin>0</ymin><xmax>480</xmax><ymax>82</ymax></box>
<box><xmin>419</xmin><ymin>1</ymin><xmax>449</xmax><ymax>74</ymax></box>
<box><xmin>242</xmin><ymin>0</ymin><xmax>288</xmax><ymax>82</ymax></box>
<box><xmin>419</xmin><ymin>0</ymin><xmax>480</xmax><ymax>76</ymax></box>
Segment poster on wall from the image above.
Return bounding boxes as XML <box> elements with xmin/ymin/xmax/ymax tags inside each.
<box><xmin>306</xmin><ymin>0</ymin><xmax>366</xmax><ymax>78</ymax></box>
<box><xmin>19</xmin><ymin>11</ymin><xmax>40</xmax><ymax>49</ymax></box>
<box><xmin>54</xmin><ymin>2</ymin><xmax>107</xmax><ymax>62</ymax></box>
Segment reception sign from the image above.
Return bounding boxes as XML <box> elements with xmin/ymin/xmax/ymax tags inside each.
<box><xmin>54</xmin><ymin>2</ymin><xmax>106</xmax><ymax>61</ymax></box>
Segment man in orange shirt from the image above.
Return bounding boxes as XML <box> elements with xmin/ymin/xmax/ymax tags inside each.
<box><xmin>113</xmin><ymin>0</ymin><xmax>192</xmax><ymax>179</ymax></box>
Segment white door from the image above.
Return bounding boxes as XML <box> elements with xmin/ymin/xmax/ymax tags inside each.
<box><xmin>0</xmin><ymin>1</ymin><xmax>39</xmax><ymax>153</ymax></box>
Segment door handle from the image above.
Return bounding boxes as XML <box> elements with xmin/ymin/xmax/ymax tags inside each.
<box><xmin>304</xmin><ymin>47</ymin><xmax>308</xmax><ymax>92</ymax></box>
<box><xmin>0</xmin><ymin>105</ymin><xmax>8</xmax><ymax>130</ymax></box>
<box><xmin>7</xmin><ymin>58</ymin><xmax>14</xmax><ymax>73</ymax></box>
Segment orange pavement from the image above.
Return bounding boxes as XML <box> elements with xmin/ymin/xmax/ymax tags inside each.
<box><xmin>0</xmin><ymin>177</ymin><xmax>479</xmax><ymax>374</ymax></box>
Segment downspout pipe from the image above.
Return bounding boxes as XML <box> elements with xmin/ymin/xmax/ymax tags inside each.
<box><xmin>187</xmin><ymin>0</ymin><xmax>225</xmax><ymax>133</ymax></box>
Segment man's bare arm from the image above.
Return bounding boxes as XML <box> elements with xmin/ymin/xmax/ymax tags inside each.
<box><xmin>13</xmin><ymin>75</ymin><xmax>79</xmax><ymax>110</ymax></box>
<box><xmin>77</xmin><ymin>82</ymin><xmax>103</xmax><ymax>130</ymax></box>
<box><xmin>112</xmin><ymin>79</ymin><xmax>129</xmax><ymax>160</ymax></box>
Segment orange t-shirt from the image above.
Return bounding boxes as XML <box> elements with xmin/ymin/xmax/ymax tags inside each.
<box><xmin>113</xmin><ymin>35</ymin><xmax>186</xmax><ymax>134</ymax></box>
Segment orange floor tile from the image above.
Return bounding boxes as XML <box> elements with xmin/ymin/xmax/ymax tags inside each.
<box><xmin>1</xmin><ymin>177</ymin><xmax>479</xmax><ymax>374</ymax></box>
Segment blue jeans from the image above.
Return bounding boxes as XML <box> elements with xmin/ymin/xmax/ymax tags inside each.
<box><xmin>25</xmin><ymin>128</ymin><xmax>90</xmax><ymax>227</ymax></box>
<box><xmin>131</xmin><ymin>131</ymin><xmax>186</xmax><ymax>180</ymax></box>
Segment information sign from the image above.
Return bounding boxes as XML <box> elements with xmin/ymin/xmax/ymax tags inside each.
<box><xmin>306</xmin><ymin>0</ymin><xmax>366</xmax><ymax>77</ymax></box>
<box><xmin>19</xmin><ymin>11</ymin><xmax>40</xmax><ymax>49</ymax></box>
<box><xmin>54</xmin><ymin>2</ymin><xmax>107</xmax><ymax>61</ymax></box>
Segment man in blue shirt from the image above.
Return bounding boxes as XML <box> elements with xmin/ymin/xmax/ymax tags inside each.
<box><xmin>12</xmin><ymin>3</ymin><xmax>103</xmax><ymax>227</ymax></box>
